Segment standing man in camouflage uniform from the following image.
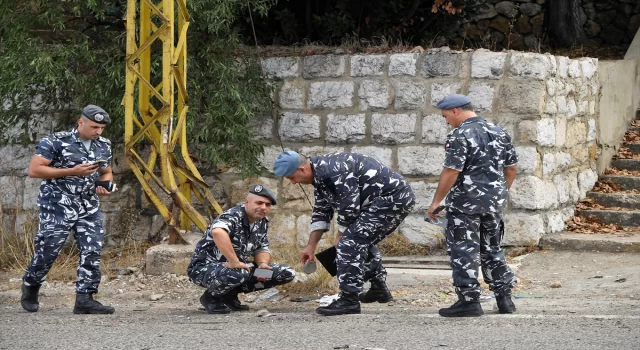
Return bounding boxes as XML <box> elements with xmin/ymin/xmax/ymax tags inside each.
<box><xmin>427</xmin><ymin>94</ymin><xmax>518</xmax><ymax>317</ymax></box>
<box><xmin>21</xmin><ymin>105</ymin><xmax>116</xmax><ymax>314</ymax></box>
<box><xmin>188</xmin><ymin>185</ymin><xmax>296</xmax><ymax>314</ymax></box>
<box><xmin>273</xmin><ymin>151</ymin><xmax>416</xmax><ymax>316</ymax></box>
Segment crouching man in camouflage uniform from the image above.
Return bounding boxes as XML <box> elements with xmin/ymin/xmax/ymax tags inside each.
<box><xmin>21</xmin><ymin>105</ymin><xmax>116</xmax><ymax>314</ymax></box>
<box><xmin>427</xmin><ymin>94</ymin><xmax>518</xmax><ymax>317</ymax></box>
<box><xmin>273</xmin><ymin>151</ymin><xmax>416</xmax><ymax>316</ymax></box>
<box><xmin>187</xmin><ymin>185</ymin><xmax>296</xmax><ymax>314</ymax></box>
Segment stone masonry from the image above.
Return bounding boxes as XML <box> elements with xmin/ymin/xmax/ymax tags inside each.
<box><xmin>0</xmin><ymin>48</ymin><xmax>601</xmax><ymax>250</ymax></box>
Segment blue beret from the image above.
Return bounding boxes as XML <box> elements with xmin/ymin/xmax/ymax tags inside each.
<box><xmin>82</xmin><ymin>105</ymin><xmax>111</xmax><ymax>124</ymax></box>
<box><xmin>273</xmin><ymin>151</ymin><xmax>301</xmax><ymax>177</ymax></box>
<box><xmin>249</xmin><ymin>184</ymin><xmax>277</xmax><ymax>205</ymax></box>
<box><xmin>435</xmin><ymin>94</ymin><xmax>471</xmax><ymax>110</ymax></box>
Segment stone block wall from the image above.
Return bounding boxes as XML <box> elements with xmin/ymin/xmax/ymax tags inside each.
<box><xmin>449</xmin><ymin>0</ymin><xmax>640</xmax><ymax>51</ymax></box>
<box><xmin>0</xmin><ymin>48</ymin><xmax>603</xmax><ymax>249</ymax></box>
<box><xmin>258</xmin><ymin>48</ymin><xmax>600</xmax><ymax>247</ymax></box>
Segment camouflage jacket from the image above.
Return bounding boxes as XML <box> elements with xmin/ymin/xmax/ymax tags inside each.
<box><xmin>190</xmin><ymin>205</ymin><xmax>271</xmax><ymax>266</ymax></box>
<box><xmin>35</xmin><ymin>128</ymin><xmax>112</xmax><ymax>213</ymax></box>
<box><xmin>443</xmin><ymin>116</ymin><xmax>518</xmax><ymax>215</ymax></box>
<box><xmin>309</xmin><ymin>152</ymin><xmax>415</xmax><ymax>233</ymax></box>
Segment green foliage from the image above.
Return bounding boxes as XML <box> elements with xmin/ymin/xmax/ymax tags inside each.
<box><xmin>0</xmin><ymin>0</ymin><xmax>276</xmax><ymax>176</ymax></box>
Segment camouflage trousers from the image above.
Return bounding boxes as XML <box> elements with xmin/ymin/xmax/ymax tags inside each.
<box><xmin>337</xmin><ymin>193</ymin><xmax>415</xmax><ymax>294</ymax></box>
<box><xmin>187</xmin><ymin>262</ymin><xmax>296</xmax><ymax>296</ymax></box>
<box><xmin>445</xmin><ymin>211</ymin><xmax>517</xmax><ymax>301</ymax></box>
<box><xmin>23</xmin><ymin>207</ymin><xmax>105</xmax><ymax>294</ymax></box>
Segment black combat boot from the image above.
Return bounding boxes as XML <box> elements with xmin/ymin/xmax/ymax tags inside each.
<box><xmin>496</xmin><ymin>293</ymin><xmax>516</xmax><ymax>314</ymax></box>
<box><xmin>205</xmin><ymin>296</ymin><xmax>231</xmax><ymax>314</ymax></box>
<box><xmin>316</xmin><ymin>292</ymin><xmax>361</xmax><ymax>316</ymax></box>
<box><xmin>200</xmin><ymin>290</ymin><xmax>214</xmax><ymax>309</ymax></box>
<box><xmin>20</xmin><ymin>284</ymin><xmax>40</xmax><ymax>312</ymax></box>
<box><xmin>223</xmin><ymin>291</ymin><xmax>249</xmax><ymax>311</ymax></box>
<box><xmin>438</xmin><ymin>300</ymin><xmax>484</xmax><ymax>317</ymax></box>
<box><xmin>358</xmin><ymin>280</ymin><xmax>393</xmax><ymax>303</ymax></box>
<box><xmin>73</xmin><ymin>294</ymin><xmax>115</xmax><ymax>314</ymax></box>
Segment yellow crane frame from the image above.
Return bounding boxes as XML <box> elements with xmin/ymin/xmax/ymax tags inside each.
<box><xmin>124</xmin><ymin>0</ymin><xmax>222</xmax><ymax>243</ymax></box>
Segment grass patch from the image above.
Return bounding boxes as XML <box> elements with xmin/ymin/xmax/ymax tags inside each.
<box><xmin>378</xmin><ymin>232</ymin><xmax>436</xmax><ymax>256</ymax></box>
<box><xmin>269</xmin><ymin>234</ymin><xmax>338</xmax><ymax>297</ymax></box>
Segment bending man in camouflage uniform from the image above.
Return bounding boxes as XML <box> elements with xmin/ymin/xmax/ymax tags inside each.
<box><xmin>427</xmin><ymin>94</ymin><xmax>518</xmax><ymax>317</ymax></box>
<box><xmin>273</xmin><ymin>151</ymin><xmax>416</xmax><ymax>316</ymax></box>
<box><xmin>187</xmin><ymin>184</ymin><xmax>296</xmax><ymax>314</ymax></box>
<box><xmin>21</xmin><ymin>105</ymin><xmax>116</xmax><ymax>314</ymax></box>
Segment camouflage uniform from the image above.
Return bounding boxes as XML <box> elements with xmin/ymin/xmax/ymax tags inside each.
<box><xmin>443</xmin><ymin>116</ymin><xmax>518</xmax><ymax>301</ymax></box>
<box><xmin>310</xmin><ymin>153</ymin><xmax>416</xmax><ymax>294</ymax></box>
<box><xmin>187</xmin><ymin>205</ymin><xmax>295</xmax><ymax>296</ymax></box>
<box><xmin>23</xmin><ymin>128</ymin><xmax>112</xmax><ymax>294</ymax></box>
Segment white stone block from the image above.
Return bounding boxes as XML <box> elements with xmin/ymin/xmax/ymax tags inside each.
<box><xmin>422</xmin><ymin>50</ymin><xmax>458</xmax><ymax>77</ymax></box>
<box><xmin>557</xmin><ymin>95</ymin><xmax>568</xmax><ymax>114</ymax></box>
<box><xmin>546</xmin><ymin>210</ymin><xmax>567</xmax><ymax>233</ymax></box>
<box><xmin>298</xmin><ymin>146</ymin><xmax>345</xmax><ymax>157</ymax></box>
<box><xmin>394</xmin><ymin>81</ymin><xmax>428</xmax><ymax>109</ymax></box>
<box><xmin>261</xmin><ymin>57</ymin><xmax>299</xmax><ymax>79</ymax></box>
<box><xmin>259</xmin><ymin>146</ymin><xmax>292</xmax><ymax>174</ymax></box>
<box><xmin>467</xmin><ymin>82</ymin><xmax>494</xmax><ymax>112</ymax></box>
<box><xmin>498</xmin><ymin>81</ymin><xmax>545</xmax><ymax>114</ymax></box>
<box><xmin>553</xmin><ymin>174</ymin><xmax>571</xmax><ymax>204</ymax></box>
<box><xmin>389</xmin><ymin>53</ymin><xmax>418</xmax><ymax>76</ymax></box>
<box><xmin>510</xmin><ymin>175</ymin><xmax>558</xmax><ymax>209</ymax></box>
<box><xmin>358</xmin><ymin>80</ymin><xmax>390</xmax><ymax>110</ymax></box>
<box><xmin>23</xmin><ymin>177</ymin><xmax>41</xmax><ymax>210</ymax></box>
<box><xmin>303</xmin><ymin>55</ymin><xmax>345</xmax><ymax>78</ymax></box>
<box><xmin>514</xmin><ymin>146</ymin><xmax>540</xmax><ymax>174</ymax></box>
<box><xmin>398</xmin><ymin>214</ymin><xmax>444</xmax><ymax>247</ymax></box>
<box><xmin>326</xmin><ymin>114</ymin><xmax>366</xmax><ymax>144</ymax></box>
<box><xmin>471</xmin><ymin>51</ymin><xmax>507</xmax><ymax>79</ymax></box>
<box><xmin>555</xmin><ymin>152</ymin><xmax>572</xmax><ymax>171</ymax></box>
<box><xmin>308</xmin><ymin>81</ymin><xmax>354</xmax><ymax>109</ymax></box>
<box><xmin>398</xmin><ymin>146</ymin><xmax>445</xmax><ymax>176</ymax></box>
<box><xmin>546</xmin><ymin>78</ymin><xmax>557</xmax><ymax>96</ymax></box>
<box><xmin>565</xmin><ymin>121</ymin><xmax>587</xmax><ymax>148</ymax></box>
<box><xmin>430</xmin><ymin>82</ymin><xmax>462</xmax><ymax>107</ymax></box>
<box><xmin>422</xmin><ymin>114</ymin><xmax>449</xmax><ymax>145</ymax></box>
<box><xmin>578</xmin><ymin>168</ymin><xmax>598</xmax><ymax>199</ymax></box>
<box><xmin>503</xmin><ymin>212</ymin><xmax>545</xmax><ymax>246</ymax></box>
<box><xmin>371</xmin><ymin>113</ymin><xmax>416</xmax><ymax>144</ymax></box>
<box><xmin>350</xmin><ymin>55</ymin><xmax>386</xmax><ymax>77</ymax></box>
<box><xmin>589</xmin><ymin>101</ymin><xmax>596</xmax><ymax>115</ymax></box>
<box><xmin>351</xmin><ymin>146</ymin><xmax>393</xmax><ymax>168</ymax></box>
<box><xmin>567</xmin><ymin>99</ymin><xmax>577</xmax><ymax>118</ymax></box>
<box><xmin>279</xmin><ymin>80</ymin><xmax>305</xmax><ymax>109</ymax></box>
<box><xmin>278</xmin><ymin>112</ymin><xmax>321</xmax><ymax>142</ymax></box>
<box><xmin>509</xmin><ymin>53</ymin><xmax>550</xmax><ymax>80</ymax></box>
<box><xmin>578</xmin><ymin>101</ymin><xmax>589</xmax><ymax>115</ymax></box>
<box><xmin>408</xmin><ymin>181</ymin><xmax>439</xmax><ymax>211</ymax></box>
<box><xmin>542</xmin><ymin>153</ymin><xmax>556</xmax><ymax>175</ymax></box>
<box><xmin>519</xmin><ymin>119</ymin><xmax>555</xmax><ymax>147</ymax></box>
<box><xmin>557</xmin><ymin>56</ymin><xmax>569</xmax><ymax>78</ymax></box>
<box><xmin>580</xmin><ymin>58</ymin><xmax>596</xmax><ymax>79</ymax></box>
<box><xmin>0</xmin><ymin>176</ymin><xmax>24</xmax><ymax>208</ymax></box>
<box><xmin>568</xmin><ymin>60</ymin><xmax>581</xmax><ymax>78</ymax></box>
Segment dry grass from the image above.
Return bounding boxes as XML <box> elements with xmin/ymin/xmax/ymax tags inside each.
<box><xmin>269</xmin><ymin>235</ymin><xmax>338</xmax><ymax>297</ymax></box>
<box><xmin>0</xmin><ymin>208</ymin><xmax>148</xmax><ymax>283</ymax></box>
<box><xmin>378</xmin><ymin>232</ymin><xmax>436</xmax><ymax>256</ymax></box>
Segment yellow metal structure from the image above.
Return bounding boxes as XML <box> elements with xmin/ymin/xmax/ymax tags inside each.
<box><xmin>124</xmin><ymin>0</ymin><xmax>222</xmax><ymax>243</ymax></box>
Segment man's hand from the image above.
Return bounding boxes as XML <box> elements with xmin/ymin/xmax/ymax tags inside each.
<box><xmin>427</xmin><ymin>203</ymin><xmax>442</xmax><ymax>221</ymax></box>
<box><xmin>224</xmin><ymin>261</ymin><xmax>251</xmax><ymax>272</ymax></box>
<box><xmin>96</xmin><ymin>185</ymin><xmax>116</xmax><ymax>196</ymax></box>
<box><xmin>71</xmin><ymin>163</ymin><xmax>99</xmax><ymax>176</ymax></box>
<box><xmin>300</xmin><ymin>244</ymin><xmax>316</xmax><ymax>264</ymax></box>
<box><xmin>255</xmin><ymin>262</ymin><xmax>273</xmax><ymax>282</ymax></box>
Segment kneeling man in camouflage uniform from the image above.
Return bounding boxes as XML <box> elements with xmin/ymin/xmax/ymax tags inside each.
<box><xmin>428</xmin><ymin>94</ymin><xmax>518</xmax><ymax>317</ymax></box>
<box><xmin>273</xmin><ymin>151</ymin><xmax>415</xmax><ymax>316</ymax></box>
<box><xmin>188</xmin><ymin>184</ymin><xmax>296</xmax><ymax>314</ymax></box>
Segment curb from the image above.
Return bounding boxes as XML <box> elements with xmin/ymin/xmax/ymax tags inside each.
<box><xmin>540</xmin><ymin>232</ymin><xmax>640</xmax><ymax>253</ymax></box>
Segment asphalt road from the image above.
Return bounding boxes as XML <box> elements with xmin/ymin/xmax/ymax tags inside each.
<box><xmin>2</xmin><ymin>251</ymin><xmax>639</xmax><ymax>350</ymax></box>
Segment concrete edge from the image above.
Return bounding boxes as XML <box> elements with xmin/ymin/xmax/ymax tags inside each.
<box><xmin>540</xmin><ymin>232</ymin><xmax>640</xmax><ymax>253</ymax></box>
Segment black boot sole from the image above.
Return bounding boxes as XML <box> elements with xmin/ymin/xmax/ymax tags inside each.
<box><xmin>73</xmin><ymin>308</ymin><xmax>115</xmax><ymax>314</ymax></box>
<box><xmin>498</xmin><ymin>308</ymin><xmax>516</xmax><ymax>314</ymax></box>
<box><xmin>21</xmin><ymin>301</ymin><xmax>39</xmax><ymax>313</ymax></box>
<box><xmin>359</xmin><ymin>295</ymin><xmax>393</xmax><ymax>303</ymax></box>
<box><xmin>225</xmin><ymin>304</ymin><xmax>249</xmax><ymax>311</ymax></box>
<box><xmin>438</xmin><ymin>310</ymin><xmax>484</xmax><ymax>317</ymax></box>
<box><xmin>206</xmin><ymin>308</ymin><xmax>231</xmax><ymax>314</ymax></box>
<box><xmin>316</xmin><ymin>307</ymin><xmax>361</xmax><ymax>316</ymax></box>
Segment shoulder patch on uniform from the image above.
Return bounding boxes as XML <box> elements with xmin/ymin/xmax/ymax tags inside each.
<box><xmin>53</xmin><ymin>131</ymin><xmax>72</xmax><ymax>139</ymax></box>
<box><xmin>98</xmin><ymin>136</ymin><xmax>111</xmax><ymax>145</ymax></box>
